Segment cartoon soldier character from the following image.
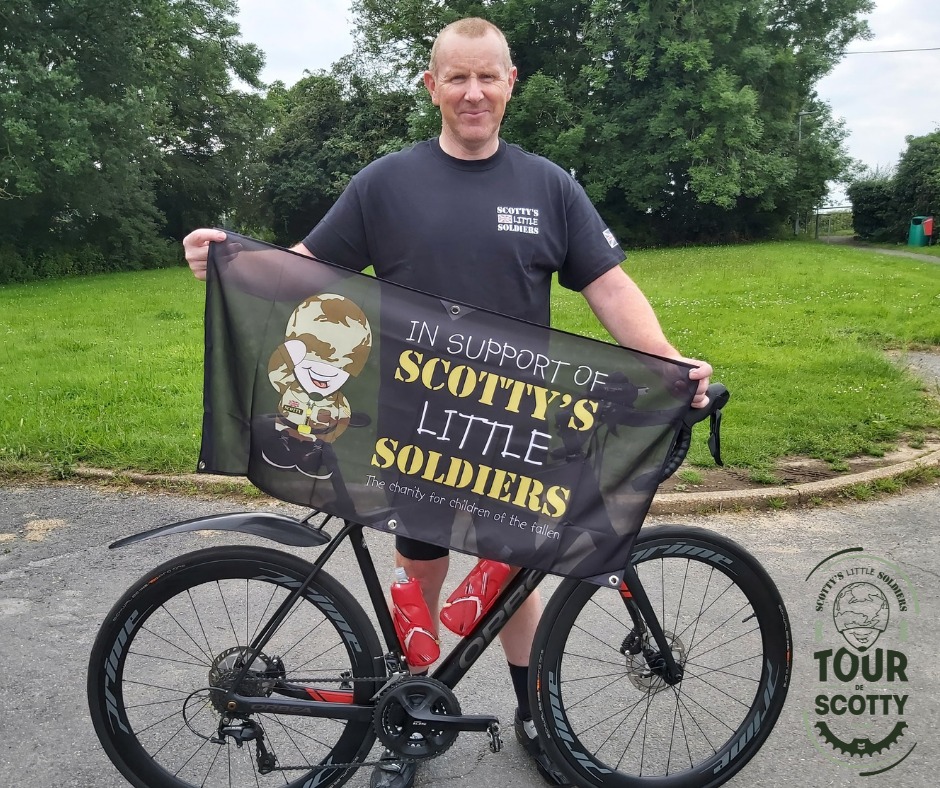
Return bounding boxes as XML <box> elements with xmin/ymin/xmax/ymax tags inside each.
<box><xmin>261</xmin><ymin>293</ymin><xmax>372</xmax><ymax>481</ymax></box>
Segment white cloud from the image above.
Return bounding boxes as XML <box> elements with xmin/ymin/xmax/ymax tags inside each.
<box><xmin>817</xmin><ymin>0</ymin><xmax>940</xmax><ymax>171</ymax></box>
<box><xmin>235</xmin><ymin>0</ymin><xmax>355</xmax><ymax>84</ymax></box>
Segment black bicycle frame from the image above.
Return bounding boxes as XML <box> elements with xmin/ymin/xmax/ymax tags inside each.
<box><xmin>223</xmin><ymin>517</ymin><xmax>682</xmax><ymax>720</ymax></box>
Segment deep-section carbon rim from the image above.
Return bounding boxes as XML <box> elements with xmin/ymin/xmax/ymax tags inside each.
<box><xmin>88</xmin><ymin>546</ymin><xmax>382</xmax><ymax>788</ymax></box>
<box><xmin>534</xmin><ymin>525</ymin><xmax>791</xmax><ymax>788</ymax></box>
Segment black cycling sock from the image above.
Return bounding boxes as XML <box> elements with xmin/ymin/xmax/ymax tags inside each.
<box><xmin>508</xmin><ymin>662</ymin><xmax>531</xmax><ymax>720</ymax></box>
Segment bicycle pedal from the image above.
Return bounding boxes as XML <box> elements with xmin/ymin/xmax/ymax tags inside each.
<box><xmin>488</xmin><ymin>721</ymin><xmax>502</xmax><ymax>753</ymax></box>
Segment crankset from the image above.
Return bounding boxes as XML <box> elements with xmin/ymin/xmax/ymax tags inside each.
<box><xmin>373</xmin><ymin>676</ymin><xmax>501</xmax><ymax>760</ymax></box>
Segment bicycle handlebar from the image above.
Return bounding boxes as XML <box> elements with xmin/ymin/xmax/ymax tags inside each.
<box><xmin>660</xmin><ymin>383</ymin><xmax>729</xmax><ymax>483</ymax></box>
<box><xmin>682</xmin><ymin>383</ymin><xmax>729</xmax><ymax>428</ymax></box>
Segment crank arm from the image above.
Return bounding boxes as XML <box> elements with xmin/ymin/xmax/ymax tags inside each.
<box><xmin>409</xmin><ymin>708</ymin><xmax>499</xmax><ymax>733</ymax></box>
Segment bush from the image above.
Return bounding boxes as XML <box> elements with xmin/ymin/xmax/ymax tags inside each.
<box><xmin>849</xmin><ymin>131</ymin><xmax>940</xmax><ymax>244</ymax></box>
<box><xmin>895</xmin><ymin>130</ymin><xmax>940</xmax><ymax>240</ymax></box>
<box><xmin>816</xmin><ymin>210</ymin><xmax>853</xmax><ymax>234</ymax></box>
<box><xmin>847</xmin><ymin>178</ymin><xmax>906</xmax><ymax>242</ymax></box>
<box><xmin>0</xmin><ymin>247</ymin><xmax>30</xmax><ymax>284</ymax></box>
<box><xmin>0</xmin><ymin>241</ymin><xmax>182</xmax><ymax>285</ymax></box>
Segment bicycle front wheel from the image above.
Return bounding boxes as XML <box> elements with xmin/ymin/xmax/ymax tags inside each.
<box><xmin>88</xmin><ymin>545</ymin><xmax>384</xmax><ymax>788</ymax></box>
<box><xmin>532</xmin><ymin>525</ymin><xmax>791</xmax><ymax>788</ymax></box>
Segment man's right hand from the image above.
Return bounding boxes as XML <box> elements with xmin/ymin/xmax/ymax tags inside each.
<box><xmin>182</xmin><ymin>228</ymin><xmax>227</xmax><ymax>281</ymax></box>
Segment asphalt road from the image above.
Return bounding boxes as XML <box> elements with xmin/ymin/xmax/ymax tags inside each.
<box><xmin>1</xmin><ymin>481</ymin><xmax>937</xmax><ymax>787</ymax></box>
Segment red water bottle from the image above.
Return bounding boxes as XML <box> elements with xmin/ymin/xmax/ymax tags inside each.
<box><xmin>391</xmin><ymin>567</ymin><xmax>440</xmax><ymax>667</ymax></box>
<box><xmin>440</xmin><ymin>559</ymin><xmax>512</xmax><ymax>636</ymax></box>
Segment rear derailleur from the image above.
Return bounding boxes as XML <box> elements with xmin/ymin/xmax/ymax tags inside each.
<box><xmin>212</xmin><ymin>717</ymin><xmax>276</xmax><ymax>774</ymax></box>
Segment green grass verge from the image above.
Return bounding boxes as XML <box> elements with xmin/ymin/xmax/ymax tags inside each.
<box><xmin>838</xmin><ymin>465</ymin><xmax>940</xmax><ymax>502</ymax></box>
<box><xmin>553</xmin><ymin>241</ymin><xmax>940</xmax><ymax>469</ymax></box>
<box><xmin>2</xmin><ymin>242</ymin><xmax>939</xmax><ymax>475</ymax></box>
<box><xmin>1</xmin><ymin>268</ymin><xmax>204</xmax><ymax>472</ymax></box>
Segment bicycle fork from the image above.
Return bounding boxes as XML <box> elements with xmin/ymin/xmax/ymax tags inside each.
<box><xmin>618</xmin><ymin>561</ymin><xmax>684</xmax><ymax>686</ymax></box>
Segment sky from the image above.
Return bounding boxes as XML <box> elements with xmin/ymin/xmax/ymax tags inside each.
<box><xmin>234</xmin><ymin>0</ymin><xmax>940</xmax><ymax>201</ymax></box>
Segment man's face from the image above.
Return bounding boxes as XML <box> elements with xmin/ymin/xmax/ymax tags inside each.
<box><xmin>424</xmin><ymin>30</ymin><xmax>516</xmax><ymax>159</ymax></box>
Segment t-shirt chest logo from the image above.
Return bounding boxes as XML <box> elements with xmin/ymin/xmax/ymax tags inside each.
<box><xmin>496</xmin><ymin>206</ymin><xmax>540</xmax><ymax>235</ymax></box>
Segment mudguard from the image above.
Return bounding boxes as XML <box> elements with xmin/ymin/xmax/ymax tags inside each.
<box><xmin>109</xmin><ymin>512</ymin><xmax>332</xmax><ymax>550</ymax></box>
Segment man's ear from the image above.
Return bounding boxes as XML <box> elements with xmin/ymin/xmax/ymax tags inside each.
<box><xmin>423</xmin><ymin>70</ymin><xmax>440</xmax><ymax>106</ymax></box>
<box><xmin>506</xmin><ymin>66</ymin><xmax>518</xmax><ymax>100</ymax></box>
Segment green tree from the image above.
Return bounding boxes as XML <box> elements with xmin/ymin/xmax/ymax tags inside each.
<box><xmin>849</xmin><ymin>132</ymin><xmax>940</xmax><ymax>243</ymax></box>
<box><xmin>0</xmin><ymin>0</ymin><xmax>264</xmax><ymax>266</ymax></box>
<box><xmin>894</xmin><ymin>129</ymin><xmax>940</xmax><ymax>221</ymax></box>
<box><xmin>350</xmin><ymin>0</ymin><xmax>872</xmax><ymax>244</ymax></box>
<box><xmin>261</xmin><ymin>63</ymin><xmax>412</xmax><ymax>244</ymax></box>
<box><xmin>501</xmin><ymin>73</ymin><xmax>587</xmax><ymax>172</ymax></box>
<box><xmin>150</xmin><ymin>1</ymin><xmax>268</xmax><ymax>242</ymax></box>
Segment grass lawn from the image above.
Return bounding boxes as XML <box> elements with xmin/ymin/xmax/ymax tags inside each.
<box><xmin>1</xmin><ymin>241</ymin><xmax>938</xmax><ymax>476</ymax></box>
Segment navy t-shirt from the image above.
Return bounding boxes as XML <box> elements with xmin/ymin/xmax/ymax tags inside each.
<box><xmin>302</xmin><ymin>138</ymin><xmax>625</xmax><ymax>326</ymax></box>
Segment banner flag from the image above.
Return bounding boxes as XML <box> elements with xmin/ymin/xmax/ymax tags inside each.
<box><xmin>199</xmin><ymin>233</ymin><xmax>695</xmax><ymax>586</ymax></box>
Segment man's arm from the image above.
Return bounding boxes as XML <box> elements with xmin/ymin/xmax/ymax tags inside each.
<box><xmin>290</xmin><ymin>242</ymin><xmax>315</xmax><ymax>257</ymax></box>
<box><xmin>182</xmin><ymin>229</ymin><xmax>315</xmax><ymax>281</ymax></box>
<box><xmin>581</xmin><ymin>266</ymin><xmax>712</xmax><ymax>408</ymax></box>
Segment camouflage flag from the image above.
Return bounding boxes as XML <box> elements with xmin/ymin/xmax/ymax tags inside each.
<box><xmin>199</xmin><ymin>233</ymin><xmax>695</xmax><ymax>586</ymax></box>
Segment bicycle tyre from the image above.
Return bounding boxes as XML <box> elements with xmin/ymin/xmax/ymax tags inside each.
<box><xmin>532</xmin><ymin>525</ymin><xmax>791</xmax><ymax>788</ymax></box>
<box><xmin>87</xmin><ymin>545</ymin><xmax>384</xmax><ymax>788</ymax></box>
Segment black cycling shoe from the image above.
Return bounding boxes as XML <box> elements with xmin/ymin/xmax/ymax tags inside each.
<box><xmin>369</xmin><ymin>750</ymin><xmax>418</xmax><ymax>788</ymax></box>
<box><xmin>514</xmin><ymin>711</ymin><xmax>571</xmax><ymax>786</ymax></box>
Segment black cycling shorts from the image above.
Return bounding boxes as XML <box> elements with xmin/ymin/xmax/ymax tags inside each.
<box><xmin>395</xmin><ymin>535</ymin><xmax>449</xmax><ymax>561</ymax></box>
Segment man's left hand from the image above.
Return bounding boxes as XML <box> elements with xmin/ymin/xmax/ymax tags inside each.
<box><xmin>682</xmin><ymin>358</ymin><xmax>713</xmax><ymax>408</ymax></box>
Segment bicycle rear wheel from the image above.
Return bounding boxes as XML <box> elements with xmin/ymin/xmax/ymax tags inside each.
<box><xmin>532</xmin><ymin>525</ymin><xmax>791</xmax><ymax>788</ymax></box>
<box><xmin>88</xmin><ymin>545</ymin><xmax>384</xmax><ymax>788</ymax></box>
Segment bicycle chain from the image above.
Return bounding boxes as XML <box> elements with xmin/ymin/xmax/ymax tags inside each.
<box><xmin>263</xmin><ymin>755</ymin><xmax>410</xmax><ymax>774</ymax></box>
<box><xmin>254</xmin><ymin>674</ymin><xmax>498</xmax><ymax>773</ymax></box>
<box><xmin>283</xmin><ymin>674</ymin><xmax>390</xmax><ymax>684</ymax></box>
<box><xmin>249</xmin><ymin>673</ymin><xmax>420</xmax><ymax>774</ymax></box>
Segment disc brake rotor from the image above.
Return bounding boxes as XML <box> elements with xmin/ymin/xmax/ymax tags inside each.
<box><xmin>625</xmin><ymin>630</ymin><xmax>687</xmax><ymax>693</ymax></box>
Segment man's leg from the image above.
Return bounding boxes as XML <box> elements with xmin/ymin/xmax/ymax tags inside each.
<box><xmin>499</xmin><ymin>585</ymin><xmax>570</xmax><ymax>786</ymax></box>
<box><xmin>494</xmin><ymin>567</ymin><xmax>541</xmax><ymax>716</ymax></box>
<box><xmin>371</xmin><ymin>541</ymin><xmax>449</xmax><ymax>788</ymax></box>
<box><xmin>395</xmin><ymin>558</ymin><xmax>541</xmax><ymax>663</ymax></box>
<box><xmin>497</xmin><ymin>587</ymin><xmax>541</xmax><ymax>664</ymax></box>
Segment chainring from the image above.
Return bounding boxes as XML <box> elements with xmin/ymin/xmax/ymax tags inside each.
<box><xmin>814</xmin><ymin>720</ymin><xmax>908</xmax><ymax>757</ymax></box>
<box><xmin>373</xmin><ymin>676</ymin><xmax>461</xmax><ymax>761</ymax></box>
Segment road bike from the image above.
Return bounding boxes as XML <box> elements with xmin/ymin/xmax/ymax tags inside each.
<box><xmin>87</xmin><ymin>383</ymin><xmax>792</xmax><ymax>788</ymax></box>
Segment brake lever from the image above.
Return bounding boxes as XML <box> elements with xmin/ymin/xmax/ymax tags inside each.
<box><xmin>708</xmin><ymin>408</ymin><xmax>723</xmax><ymax>466</ymax></box>
<box><xmin>682</xmin><ymin>383</ymin><xmax>729</xmax><ymax>466</ymax></box>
